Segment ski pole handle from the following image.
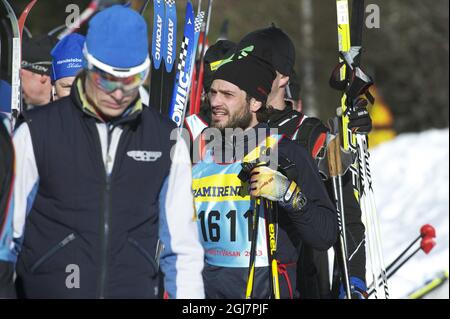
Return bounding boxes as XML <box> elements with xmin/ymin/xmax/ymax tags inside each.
<box><xmin>326</xmin><ymin>134</ymin><xmax>340</xmax><ymax>178</ymax></box>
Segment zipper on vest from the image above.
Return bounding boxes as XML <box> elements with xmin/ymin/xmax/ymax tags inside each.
<box><xmin>30</xmin><ymin>233</ymin><xmax>76</xmax><ymax>273</ymax></box>
<box><xmin>99</xmin><ymin>124</ymin><xmax>114</xmax><ymax>299</ymax></box>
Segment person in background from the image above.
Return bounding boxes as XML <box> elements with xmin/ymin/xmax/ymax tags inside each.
<box><xmin>21</xmin><ymin>34</ymin><xmax>57</xmax><ymax>109</ymax></box>
<box><xmin>50</xmin><ymin>33</ymin><xmax>85</xmax><ymax>100</ymax></box>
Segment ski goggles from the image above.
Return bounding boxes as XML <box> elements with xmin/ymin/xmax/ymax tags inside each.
<box><xmin>83</xmin><ymin>44</ymin><xmax>150</xmax><ymax>94</ymax></box>
<box><xmin>87</xmin><ymin>66</ymin><xmax>149</xmax><ymax>94</ymax></box>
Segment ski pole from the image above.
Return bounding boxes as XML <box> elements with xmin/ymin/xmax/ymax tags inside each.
<box><xmin>139</xmin><ymin>0</ymin><xmax>151</xmax><ymax>14</ymax></box>
<box><xmin>385</xmin><ymin>224</ymin><xmax>436</xmax><ymax>275</ymax></box>
<box><xmin>367</xmin><ymin>236</ymin><xmax>436</xmax><ymax>297</ymax></box>
<box><xmin>245</xmin><ymin>198</ymin><xmax>260</xmax><ymax>299</ymax></box>
<box><xmin>327</xmin><ymin>133</ymin><xmax>352</xmax><ymax>299</ymax></box>
<box><xmin>369</xmin><ymin>224</ymin><xmax>436</xmax><ymax>289</ymax></box>
<box><xmin>388</xmin><ymin>237</ymin><xmax>436</xmax><ymax>278</ymax></box>
<box><xmin>238</xmin><ymin>161</ymin><xmax>265</xmax><ymax>299</ymax></box>
<box><xmin>368</xmin><ymin>236</ymin><xmax>436</xmax><ymax>295</ymax></box>
<box><xmin>264</xmin><ymin>199</ymin><xmax>280</xmax><ymax>299</ymax></box>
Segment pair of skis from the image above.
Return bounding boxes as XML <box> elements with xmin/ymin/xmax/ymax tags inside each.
<box><xmin>148</xmin><ymin>0</ymin><xmax>213</xmax><ymax>127</ymax></box>
<box><xmin>332</xmin><ymin>0</ymin><xmax>388</xmax><ymax>299</ymax></box>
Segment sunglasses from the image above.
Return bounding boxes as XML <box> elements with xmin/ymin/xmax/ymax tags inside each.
<box><xmin>87</xmin><ymin>66</ymin><xmax>148</xmax><ymax>94</ymax></box>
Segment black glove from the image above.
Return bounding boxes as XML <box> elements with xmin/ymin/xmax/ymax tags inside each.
<box><xmin>347</xmin><ymin>98</ymin><xmax>372</xmax><ymax>134</ymax></box>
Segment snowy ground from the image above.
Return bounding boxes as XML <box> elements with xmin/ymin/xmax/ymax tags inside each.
<box><xmin>369</xmin><ymin>128</ymin><xmax>449</xmax><ymax>299</ymax></box>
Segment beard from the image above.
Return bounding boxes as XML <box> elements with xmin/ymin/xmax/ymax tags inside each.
<box><xmin>211</xmin><ymin>101</ymin><xmax>252</xmax><ymax>133</ymax></box>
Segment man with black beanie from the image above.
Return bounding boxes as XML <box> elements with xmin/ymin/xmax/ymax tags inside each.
<box><xmin>20</xmin><ymin>34</ymin><xmax>58</xmax><ymax>109</ymax></box>
<box><xmin>237</xmin><ymin>25</ymin><xmax>370</xmax><ymax>299</ymax></box>
<box><xmin>191</xmin><ymin>54</ymin><xmax>337</xmax><ymax>299</ymax></box>
<box><xmin>184</xmin><ymin>40</ymin><xmax>237</xmax><ymax>140</ymax></box>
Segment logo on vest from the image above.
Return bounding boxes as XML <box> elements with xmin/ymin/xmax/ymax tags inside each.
<box><xmin>127</xmin><ymin>151</ymin><xmax>162</xmax><ymax>162</ymax></box>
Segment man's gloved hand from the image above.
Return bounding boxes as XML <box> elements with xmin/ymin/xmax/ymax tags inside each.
<box><xmin>347</xmin><ymin>97</ymin><xmax>372</xmax><ymax>134</ymax></box>
<box><xmin>249</xmin><ymin>165</ymin><xmax>291</xmax><ymax>201</ymax></box>
<box><xmin>249</xmin><ymin>165</ymin><xmax>307</xmax><ymax>212</ymax></box>
<box><xmin>339</xmin><ymin>276</ymin><xmax>368</xmax><ymax>299</ymax></box>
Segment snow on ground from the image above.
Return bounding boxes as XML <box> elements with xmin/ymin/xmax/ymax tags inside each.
<box><xmin>369</xmin><ymin>128</ymin><xmax>449</xmax><ymax>298</ymax></box>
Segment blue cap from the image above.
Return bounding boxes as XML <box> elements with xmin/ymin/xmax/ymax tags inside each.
<box><xmin>51</xmin><ymin>33</ymin><xmax>85</xmax><ymax>82</ymax></box>
<box><xmin>0</xmin><ymin>80</ymin><xmax>11</xmax><ymax>113</ymax></box>
<box><xmin>84</xmin><ymin>5</ymin><xmax>150</xmax><ymax>75</ymax></box>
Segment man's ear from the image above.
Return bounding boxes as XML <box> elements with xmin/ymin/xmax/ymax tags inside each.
<box><xmin>40</xmin><ymin>74</ymin><xmax>50</xmax><ymax>84</ymax></box>
<box><xmin>249</xmin><ymin>98</ymin><xmax>263</xmax><ymax>113</ymax></box>
<box><xmin>279</xmin><ymin>74</ymin><xmax>290</xmax><ymax>89</ymax></box>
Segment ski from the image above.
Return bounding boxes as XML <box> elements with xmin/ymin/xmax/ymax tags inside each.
<box><xmin>0</xmin><ymin>0</ymin><xmax>21</xmax><ymax>127</ymax></box>
<box><xmin>149</xmin><ymin>0</ymin><xmax>164</xmax><ymax>110</ymax></box>
<box><xmin>168</xmin><ymin>2</ymin><xmax>204</xmax><ymax>127</ymax></box>
<box><xmin>349</xmin><ymin>0</ymin><xmax>389</xmax><ymax>300</ymax></box>
<box><xmin>160</xmin><ymin>0</ymin><xmax>177</xmax><ymax>115</ymax></box>
<box><xmin>332</xmin><ymin>0</ymin><xmax>388</xmax><ymax>299</ymax></box>
<box><xmin>188</xmin><ymin>0</ymin><xmax>201</xmax><ymax>116</ymax></box>
<box><xmin>18</xmin><ymin>0</ymin><xmax>37</xmax><ymax>41</ymax></box>
<box><xmin>191</xmin><ymin>0</ymin><xmax>213</xmax><ymax>115</ymax></box>
<box><xmin>407</xmin><ymin>271</ymin><xmax>448</xmax><ymax>299</ymax></box>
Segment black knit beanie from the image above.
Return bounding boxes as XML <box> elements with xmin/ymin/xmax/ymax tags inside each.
<box><xmin>22</xmin><ymin>34</ymin><xmax>58</xmax><ymax>76</ymax></box>
<box><xmin>237</xmin><ymin>26</ymin><xmax>296</xmax><ymax>76</ymax></box>
<box><xmin>212</xmin><ymin>54</ymin><xmax>276</xmax><ymax>104</ymax></box>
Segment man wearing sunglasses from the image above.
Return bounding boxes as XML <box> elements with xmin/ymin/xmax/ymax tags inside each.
<box><xmin>1</xmin><ymin>5</ymin><xmax>204</xmax><ymax>299</ymax></box>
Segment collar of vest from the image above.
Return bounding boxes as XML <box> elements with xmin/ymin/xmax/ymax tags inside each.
<box><xmin>72</xmin><ymin>77</ymin><xmax>143</xmax><ymax>125</ymax></box>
